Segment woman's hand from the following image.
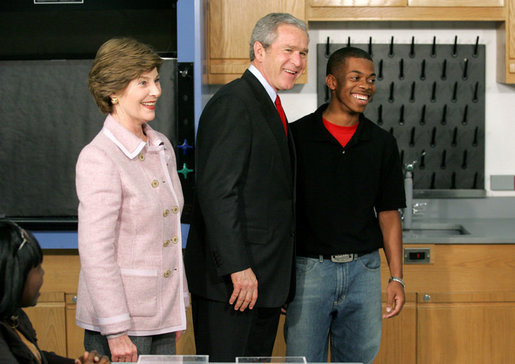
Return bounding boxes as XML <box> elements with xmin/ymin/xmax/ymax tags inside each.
<box><xmin>176</xmin><ymin>330</ymin><xmax>185</xmax><ymax>342</ymax></box>
<box><xmin>107</xmin><ymin>334</ymin><xmax>138</xmax><ymax>362</ymax></box>
<box><xmin>75</xmin><ymin>350</ymin><xmax>110</xmax><ymax>364</ymax></box>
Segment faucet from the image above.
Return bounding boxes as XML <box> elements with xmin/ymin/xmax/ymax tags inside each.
<box><xmin>403</xmin><ymin>162</ymin><xmax>414</xmax><ymax>230</ymax></box>
<box><xmin>403</xmin><ymin>152</ymin><xmax>425</xmax><ymax>230</ymax></box>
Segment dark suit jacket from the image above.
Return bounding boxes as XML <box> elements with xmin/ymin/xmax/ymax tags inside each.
<box><xmin>185</xmin><ymin>70</ymin><xmax>296</xmax><ymax>308</ymax></box>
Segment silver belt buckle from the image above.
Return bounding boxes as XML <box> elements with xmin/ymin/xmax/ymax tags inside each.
<box><xmin>330</xmin><ymin>254</ymin><xmax>355</xmax><ymax>263</ymax></box>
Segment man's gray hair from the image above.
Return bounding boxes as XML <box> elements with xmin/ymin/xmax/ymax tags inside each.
<box><xmin>249</xmin><ymin>13</ymin><xmax>308</xmax><ymax>61</ymax></box>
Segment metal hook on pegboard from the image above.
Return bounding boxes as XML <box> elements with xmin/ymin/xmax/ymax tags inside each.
<box><xmin>315</xmin><ymin>38</ymin><xmax>485</xmax><ymax>191</ymax></box>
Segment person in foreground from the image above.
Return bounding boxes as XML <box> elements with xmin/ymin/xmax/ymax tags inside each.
<box><xmin>75</xmin><ymin>38</ymin><xmax>188</xmax><ymax>362</ymax></box>
<box><xmin>184</xmin><ymin>13</ymin><xmax>309</xmax><ymax>362</ymax></box>
<box><xmin>0</xmin><ymin>220</ymin><xmax>110</xmax><ymax>364</ymax></box>
<box><xmin>284</xmin><ymin>47</ymin><xmax>406</xmax><ymax>364</ymax></box>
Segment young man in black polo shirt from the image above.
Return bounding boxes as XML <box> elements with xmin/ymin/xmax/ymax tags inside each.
<box><xmin>284</xmin><ymin>47</ymin><xmax>406</xmax><ymax>364</ymax></box>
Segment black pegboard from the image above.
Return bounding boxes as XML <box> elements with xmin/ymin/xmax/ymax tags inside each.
<box><xmin>316</xmin><ymin>39</ymin><xmax>485</xmax><ymax>191</ymax></box>
<box><xmin>176</xmin><ymin>62</ymin><xmax>195</xmax><ymax>223</ymax></box>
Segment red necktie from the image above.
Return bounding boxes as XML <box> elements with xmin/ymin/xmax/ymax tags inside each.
<box><xmin>275</xmin><ymin>94</ymin><xmax>288</xmax><ymax>136</ymax></box>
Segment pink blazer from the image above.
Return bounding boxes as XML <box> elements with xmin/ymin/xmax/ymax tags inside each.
<box><xmin>75</xmin><ymin>115</ymin><xmax>188</xmax><ymax>336</ymax></box>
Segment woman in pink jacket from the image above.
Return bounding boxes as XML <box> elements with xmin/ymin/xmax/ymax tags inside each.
<box><xmin>75</xmin><ymin>38</ymin><xmax>188</xmax><ymax>363</ymax></box>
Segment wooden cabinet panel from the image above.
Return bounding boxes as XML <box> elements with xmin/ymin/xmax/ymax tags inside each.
<box><xmin>496</xmin><ymin>0</ymin><xmax>515</xmax><ymax>83</ymax></box>
<box><xmin>381</xmin><ymin>244</ymin><xmax>515</xmax><ymax>293</ymax></box>
<box><xmin>417</xmin><ymin>293</ymin><xmax>515</xmax><ymax>364</ymax></box>
<box><xmin>310</xmin><ymin>0</ymin><xmax>407</xmax><ymax>6</ymax></box>
<box><xmin>272</xmin><ymin>314</ymin><xmax>287</xmax><ymax>356</ymax></box>
<box><xmin>373</xmin><ymin>293</ymin><xmax>417</xmax><ymax>364</ymax></box>
<box><xmin>24</xmin><ymin>292</ymin><xmax>67</xmax><ymax>357</ymax></box>
<box><xmin>207</xmin><ymin>0</ymin><xmax>306</xmax><ymax>84</ymax></box>
<box><xmin>209</xmin><ymin>0</ymin><xmax>305</xmax><ymax>59</ymax></box>
<box><xmin>308</xmin><ymin>6</ymin><xmax>504</xmax><ymax>20</ymax></box>
<box><xmin>65</xmin><ymin>293</ymin><xmax>84</xmax><ymax>359</ymax></box>
<box><xmin>380</xmin><ymin>246</ymin><xmax>515</xmax><ymax>363</ymax></box>
<box><xmin>41</xmin><ymin>252</ymin><xmax>81</xmax><ymax>293</ymax></box>
<box><xmin>310</xmin><ymin>0</ymin><xmax>503</xmax><ymax>5</ymax></box>
<box><xmin>409</xmin><ymin>0</ymin><xmax>503</xmax><ymax>6</ymax></box>
<box><xmin>176</xmin><ymin>306</ymin><xmax>197</xmax><ymax>355</ymax></box>
<box><xmin>509</xmin><ymin>0</ymin><xmax>515</xmax><ymax>62</ymax></box>
<box><xmin>307</xmin><ymin>1</ymin><xmax>505</xmax><ymax>20</ymax></box>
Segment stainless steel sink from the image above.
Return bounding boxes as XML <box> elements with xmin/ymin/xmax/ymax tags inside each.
<box><xmin>403</xmin><ymin>223</ymin><xmax>469</xmax><ymax>237</ymax></box>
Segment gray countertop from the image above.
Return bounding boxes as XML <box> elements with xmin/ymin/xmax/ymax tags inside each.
<box><xmin>403</xmin><ymin>218</ymin><xmax>515</xmax><ymax>244</ymax></box>
<box><xmin>34</xmin><ymin>197</ymin><xmax>515</xmax><ymax>248</ymax></box>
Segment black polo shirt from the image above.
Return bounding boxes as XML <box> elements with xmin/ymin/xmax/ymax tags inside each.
<box><xmin>291</xmin><ymin>103</ymin><xmax>406</xmax><ymax>256</ymax></box>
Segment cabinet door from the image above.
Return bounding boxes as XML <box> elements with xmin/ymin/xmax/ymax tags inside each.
<box><xmin>24</xmin><ymin>292</ymin><xmax>67</xmax><ymax>356</ymax></box>
<box><xmin>65</xmin><ymin>293</ymin><xmax>85</xmax><ymax>358</ymax></box>
<box><xmin>373</xmin><ymin>293</ymin><xmax>417</xmax><ymax>364</ymax></box>
<box><xmin>417</xmin><ymin>292</ymin><xmax>515</xmax><ymax>364</ymax></box>
<box><xmin>506</xmin><ymin>0</ymin><xmax>515</xmax><ymax>82</ymax></box>
<box><xmin>208</xmin><ymin>0</ymin><xmax>305</xmax><ymax>84</ymax></box>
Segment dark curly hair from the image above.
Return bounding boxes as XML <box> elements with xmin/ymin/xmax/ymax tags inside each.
<box><xmin>326</xmin><ymin>46</ymin><xmax>373</xmax><ymax>76</ymax></box>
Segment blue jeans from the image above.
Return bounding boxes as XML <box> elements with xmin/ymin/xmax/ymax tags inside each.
<box><xmin>284</xmin><ymin>251</ymin><xmax>382</xmax><ymax>364</ymax></box>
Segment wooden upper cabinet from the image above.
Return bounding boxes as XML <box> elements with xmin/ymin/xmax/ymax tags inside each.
<box><xmin>310</xmin><ymin>0</ymin><xmax>406</xmax><ymax>6</ymax></box>
<box><xmin>309</xmin><ymin>0</ymin><xmax>505</xmax><ymax>6</ymax></box>
<box><xmin>309</xmin><ymin>0</ymin><xmax>503</xmax><ymax>7</ymax></box>
<box><xmin>510</xmin><ymin>0</ymin><xmax>515</xmax><ymax>60</ymax></box>
<box><xmin>206</xmin><ymin>0</ymin><xmax>513</xmax><ymax>84</ymax></box>
<box><xmin>307</xmin><ymin>0</ymin><xmax>505</xmax><ymax>20</ymax></box>
<box><xmin>409</xmin><ymin>0</ymin><xmax>503</xmax><ymax>6</ymax></box>
<box><xmin>207</xmin><ymin>0</ymin><xmax>306</xmax><ymax>84</ymax></box>
<box><xmin>497</xmin><ymin>0</ymin><xmax>515</xmax><ymax>83</ymax></box>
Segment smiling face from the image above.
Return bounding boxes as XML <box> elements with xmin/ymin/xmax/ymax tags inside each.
<box><xmin>111</xmin><ymin>67</ymin><xmax>162</xmax><ymax>132</ymax></box>
<box><xmin>21</xmin><ymin>264</ymin><xmax>44</xmax><ymax>307</ymax></box>
<box><xmin>326</xmin><ymin>56</ymin><xmax>376</xmax><ymax>116</ymax></box>
<box><xmin>252</xmin><ymin>23</ymin><xmax>309</xmax><ymax>91</ymax></box>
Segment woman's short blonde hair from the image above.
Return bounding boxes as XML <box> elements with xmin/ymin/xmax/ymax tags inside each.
<box><xmin>89</xmin><ymin>37</ymin><xmax>163</xmax><ymax>114</ymax></box>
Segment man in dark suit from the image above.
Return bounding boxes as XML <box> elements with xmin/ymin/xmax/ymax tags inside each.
<box><xmin>184</xmin><ymin>13</ymin><xmax>309</xmax><ymax>362</ymax></box>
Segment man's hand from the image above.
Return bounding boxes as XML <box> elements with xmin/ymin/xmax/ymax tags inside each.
<box><xmin>229</xmin><ymin>268</ymin><xmax>258</xmax><ymax>311</ymax></box>
<box><xmin>107</xmin><ymin>334</ymin><xmax>137</xmax><ymax>362</ymax></box>
<box><xmin>383</xmin><ymin>280</ymin><xmax>405</xmax><ymax>319</ymax></box>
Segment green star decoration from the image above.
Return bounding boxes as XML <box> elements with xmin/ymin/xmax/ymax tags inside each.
<box><xmin>178</xmin><ymin>163</ymin><xmax>194</xmax><ymax>179</ymax></box>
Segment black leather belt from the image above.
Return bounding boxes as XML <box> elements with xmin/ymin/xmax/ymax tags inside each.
<box><xmin>301</xmin><ymin>253</ymin><xmax>366</xmax><ymax>263</ymax></box>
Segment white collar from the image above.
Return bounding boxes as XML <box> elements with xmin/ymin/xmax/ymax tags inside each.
<box><xmin>248</xmin><ymin>64</ymin><xmax>277</xmax><ymax>103</ymax></box>
<box><xmin>102</xmin><ymin>115</ymin><xmax>164</xmax><ymax>159</ymax></box>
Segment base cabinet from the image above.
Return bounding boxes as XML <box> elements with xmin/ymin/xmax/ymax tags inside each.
<box><xmin>373</xmin><ymin>294</ymin><xmax>417</xmax><ymax>363</ymax></box>
<box><xmin>28</xmin><ymin>246</ymin><xmax>514</xmax><ymax>362</ymax></box>
<box><xmin>24</xmin><ymin>292</ymin><xmax>67</xmax><ymax>357</ymax></box>
<box><xmin>378</xmin><ymin>245</ymin><xmax>515</xmax><ymax>363</ymax></box>
<box><xmin>417</xmin><ymin>293</ymin><xmax>515</xmax><ymax>364</ymax></box>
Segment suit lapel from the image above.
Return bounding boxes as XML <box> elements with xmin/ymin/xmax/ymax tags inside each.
<box><xmin>242</xmin><ymin>71</ymin><xmax>293</xmax><ymax>179</ymax></box>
